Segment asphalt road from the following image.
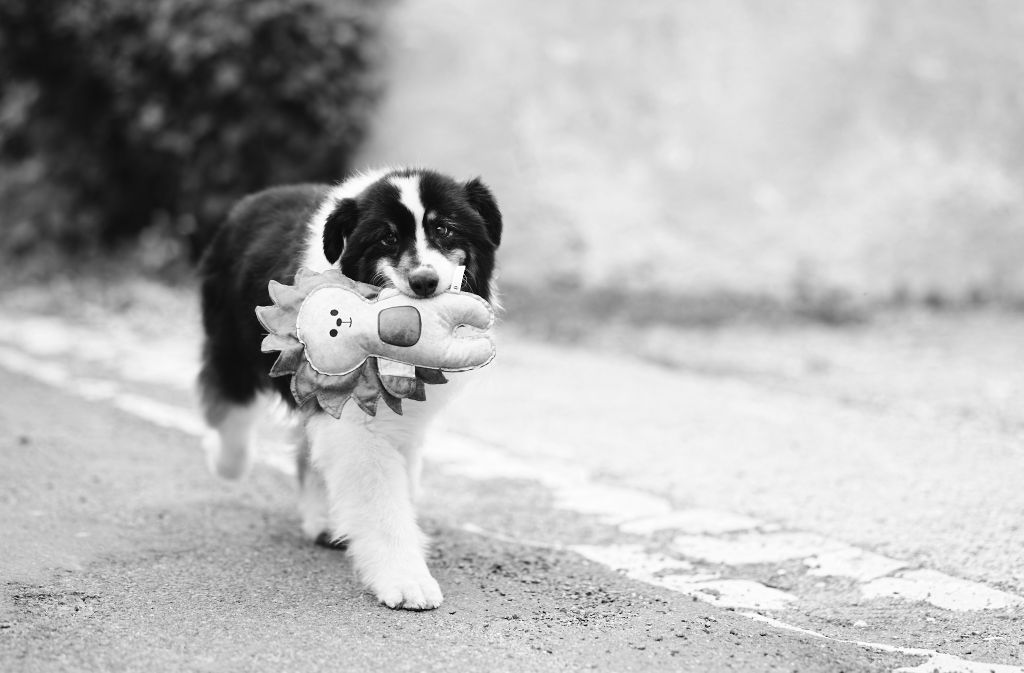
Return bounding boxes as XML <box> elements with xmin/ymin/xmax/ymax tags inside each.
<box><xmin>0</xmin><ymin>309</ymin><xmax>1022</xmax><ymax>672</ymax></box>
<box><xmin>0</xmin><ymin>368</ymin><xmax>903</xmax><ymax>673</ymax></box>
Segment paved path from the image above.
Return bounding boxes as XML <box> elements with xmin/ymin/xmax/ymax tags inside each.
<box><xmin>0</xmin><ymin>312</ymin><xmax>1022</xmax><ymax>672</ymax></box>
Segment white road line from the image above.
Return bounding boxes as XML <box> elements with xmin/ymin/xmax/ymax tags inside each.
<box><xmin>668</xmin><ymin>578</ymin><xmax>797</xmax><ymax>610</ymax></box>
<box><xmin>894</xmin><ymin>655</ymin><xmax>1024</xmax><ymax>673</ymax></box>
<box><xmin>570</xmin><ymin>543</ymin><xmax>696</xmax><ymax>576</ymax></box>
<box><xmin>460</xmin><ymin>523</ymin><xmax>565</xmax><ymax>551</ymax></box>
<box><xmin>2</xmin><ymin>334</ymin><xmax>1022</xmax><ymax>673</ymax></box>
<box><xmin>0</xmin><ymin>314</ymin><xmax>197</xmax><ymax>390</ymax></box>
<box><xmin>744</xmin><ymin>614</ymin><xmax>1024</xmax><ymax>673</ymax></box>
<box><xmin>0</xmin><ymin>345</ymin><xmax>296</xmax><ymax>475</ymax></box>
<box><xmin>804</xmin><ymin>547</ymin><xmax>908</xmax><ymax>582</ymax></box>
<box><xmin>619</xmin><ymin>509</ymin><xmax>763</xmax><ymax>535</ymax></box>
<box><xmin>671</xmin><ymin>531</ymin><xmax>851</xmax><ymax>565</ymax></box>
<box><xmin>570</xmin><ymin>544</ymin><xmax>795</xmax><ymax>610</ymax></box>
<box><xmin>427</xmin><ymin>431</ymin><xmax>1024</xmax><ymax>628</ymax></box>
<box><xmin>863</xmin><ymin>569</ymin><xmax>1024</xmax><ymax>611</ymax></box>
<box><xmin>0</xmin><ymin>346</ymin><xmax>206</xmax><ymax>436</ymax></box>
<box><xmin>553</xmin><ymin>482</ymin><xmax>673</xmax><ymax>524</ymax></box>
<box><xmin>429</xmin><ymin>434</ymin><xmax>675</xmax><ymax>523</ymax></box>
<box><xmin>108</xmin><ymin>394</ymin><xmax>208</xmax><ymax>437</ymax></box>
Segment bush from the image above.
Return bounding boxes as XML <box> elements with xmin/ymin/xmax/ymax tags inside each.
<box><xmin>0</xmin><ymin>0</ymin><xmax>390</xmax><ymax>259</ymax></box>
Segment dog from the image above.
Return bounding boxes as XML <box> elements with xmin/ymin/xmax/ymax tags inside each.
<box><xmin>197</xmin><ymin>167</ymin><xmax>502</xmax><ymax>610</ymax></box>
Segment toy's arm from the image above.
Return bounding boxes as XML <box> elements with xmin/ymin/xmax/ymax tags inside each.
<box><xmin>444</xmin><ymin>293</ymin><xmax>493</xmax><ymax>330</ymax></box>
<box><xmin>437</xmin><ymin>295</ymin><xmax>494</xmax><ymax>367</ymax></box>
<box><xmin>392</xmin><ymin>292</ymin><xmax>494</xmax><ymax>371</ymax></box>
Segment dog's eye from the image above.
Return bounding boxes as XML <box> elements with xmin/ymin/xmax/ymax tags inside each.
<box><xmin>381</xmin><ymin>232</ymin><xmax>398</xmax><ymax>248</ymax></box>
<box><xmin>434</xmin><ymin>224</ymin><xmax>452</xmax><ymax>240</ymax></box>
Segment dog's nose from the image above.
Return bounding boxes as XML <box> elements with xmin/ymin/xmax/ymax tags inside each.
<box><xmin>408</xmin><ymin>267</ymin><xmax>439</xmax><ymax>297</ymax></box>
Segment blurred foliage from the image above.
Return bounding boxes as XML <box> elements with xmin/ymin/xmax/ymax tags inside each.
<box><xmin>0</xmin><ymin>0</ymin><xmax>389</xmax><ymax>260</ymax></box>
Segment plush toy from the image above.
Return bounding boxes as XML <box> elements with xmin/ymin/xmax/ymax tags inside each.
<box><xmin>256</xmin><ymin>267</ymin><xmax>495</xmax><ymax>418</ymax></box>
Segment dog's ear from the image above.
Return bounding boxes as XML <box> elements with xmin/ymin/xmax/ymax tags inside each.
<box><xmin>464</xmin><ymin>178</ymin><xmax>502</xmax><ymax>247</ymax></box>
<box><xmin>323</xmin><ymin>198</ymin><xmax>358</xmax><ymax>265</ymax></box>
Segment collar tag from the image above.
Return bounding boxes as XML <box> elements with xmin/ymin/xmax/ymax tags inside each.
<box><xmin>449</xmin><ymin>265</ymin><xmax>466</xmax><ymax>292</ymax></box>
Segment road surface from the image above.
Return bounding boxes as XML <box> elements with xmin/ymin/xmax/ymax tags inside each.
<box><xmin>0</xmin><ymin>308</ymin><xmax>1022</xmax><ymax>672</ymax></box>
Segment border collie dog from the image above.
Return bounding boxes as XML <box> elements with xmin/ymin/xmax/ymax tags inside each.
<box><xmin>198</xmin><ymin>168</ymin><xmax>502</xmax><ymax>610</ymax></box>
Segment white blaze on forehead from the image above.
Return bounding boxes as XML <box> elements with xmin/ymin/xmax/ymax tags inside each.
<box><xmin>389</xmin><ymin>174</ymin><xmax>455</xmax><ymax>294</ymax></box>
<box><xmin>389</xmin><ymin>175</ymin><xmax>428</xmax><ymax>260</ymax></box>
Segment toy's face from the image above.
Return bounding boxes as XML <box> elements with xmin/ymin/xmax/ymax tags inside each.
<box><xmin>326</xmin><ymin>308</ymin><xmax>354</xmax><ymax>339</ymax></box>
<box><xmin>295</xmin><ymin>288</ymin><xmax>367</xmax><ymax>374</ymax></box>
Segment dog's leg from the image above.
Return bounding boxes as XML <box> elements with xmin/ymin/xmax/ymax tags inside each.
<box><xmin>401</xmin><ymin>441</ymin><xmax>425</xmax><ymax>503</ymax></box>
<box><xmin>202</xmin><ymin>401</ymin><xmax>258</xmax><ymax>480</ymax></box>
<box><xmin>307</xmin><ymin>413</ymin><xmax>442</xmax><ymax>610</ymax></box>
<box><xmin>295</xmin><ymin>430</ymin><xmax>336</xmax><ymax>544</ymax></box>
<box><xmin>393</xmin><ymin>374</ymin><xmax>468</xmax><ymax>502</ymax></box>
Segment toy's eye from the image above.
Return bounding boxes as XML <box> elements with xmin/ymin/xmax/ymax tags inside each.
<box><xmin>381</xmin><ymin>232</ymin><xmax>398</xmax><ymax>248</ymax></box>
<box><xmin>434</xmin><ymin>224</ymin><xmax>452</xmax><ymax>240</ymax></box>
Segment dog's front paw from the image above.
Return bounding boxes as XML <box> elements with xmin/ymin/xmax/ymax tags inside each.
<box><xmin>368</xmin><ymin>567</ymin><xmax>443</xmax><ymax>611</ymax></box>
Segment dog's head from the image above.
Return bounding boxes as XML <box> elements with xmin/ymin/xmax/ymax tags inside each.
<box><xmin>322</xmin><ymin>169</ymin><xmax>502</xmax><ymax>302</ymax></box>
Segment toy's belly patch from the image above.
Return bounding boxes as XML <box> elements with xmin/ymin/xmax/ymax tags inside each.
<box><xmin>378</xmin><ymin>306</ymin><xmax>422</xmax><ymax>347</ymax></box>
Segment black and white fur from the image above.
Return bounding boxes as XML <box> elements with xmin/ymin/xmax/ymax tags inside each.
<box><xmin>198</xmin><ymin>168</ymin><xmax>502</xmax><ymax>610</ymax></box>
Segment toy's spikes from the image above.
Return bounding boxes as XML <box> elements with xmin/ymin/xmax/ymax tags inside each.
<box><xmin>351</xmin><ymin>365</ymin><xmax>381</xmax><ymax>417</ymax></box>
<box><xmin>290</xmin><ymin>360</ymin><xmax>320</xmax><ymax>406</ymax></box>
<box><xmin>256</xmin><ymin>305</ymin><xmax>297</xmax><ymax>338</ymax></box>
<box><xmin>268</xmin><ymin>343</ymin><xmax>306</xmax><ymax>377</ymax></box>
<box><xmin>267</xmin><ymin>281</ymin><xmax>307</xmax><ymax>312</ymax></box>
<box><xmin>415</xmin><ymin>367</ymin><xmax>447</xmax><ymax>385</ymax></box>
<box><xmin>380</xmin><ymin>374</ymin><xmax>417</xmax><ymax>398</ymax></box>
<box><xmin>380</xmin><ymin>387</ymin><xmax>404</xmax><ymax>415</ymax></box>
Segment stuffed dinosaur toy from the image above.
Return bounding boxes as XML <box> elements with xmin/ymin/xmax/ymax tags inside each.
<box><xmin>256</xmin><ymin>267</ymin><xmax>495</xmax><ymax>418</ymax></box>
